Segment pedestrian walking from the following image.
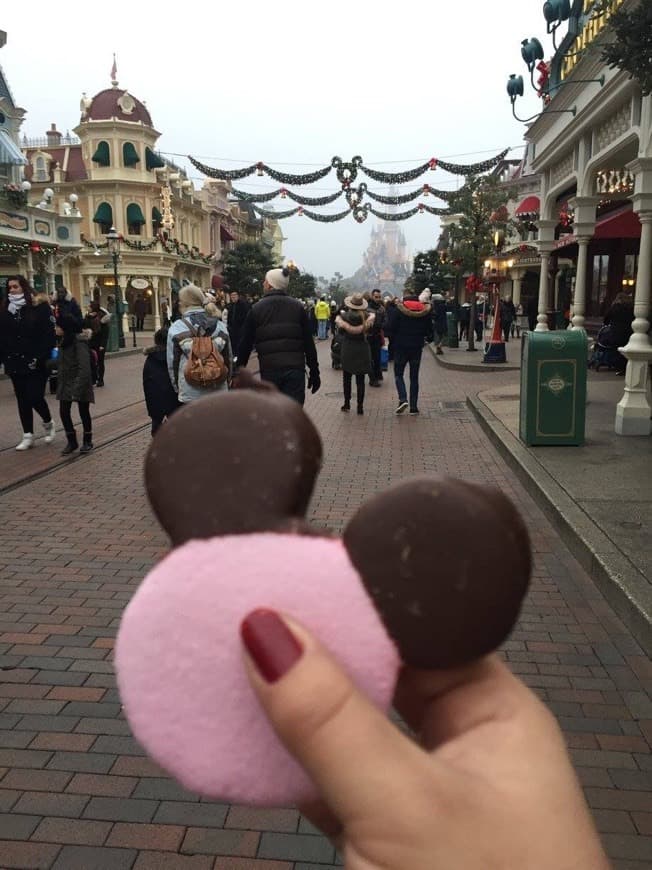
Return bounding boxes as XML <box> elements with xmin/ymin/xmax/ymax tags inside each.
<box><xmin>431</xmin><ymin>292</ymin><xmax>448</xmax><ymax>355</ymax></box>
<box><xmin>226</xmin><ymin>289</ymin><xmax>250</xmax><ymax>359</ymax></box>
<box><xmin>500</xmin><ymin>297</ymin><xmax>516</xmax><ymax>342</ymax></box>
<box><xmin>367</xmin><ymin>288</ymin><xmax>386</xmax><ymax>386</ymax></box>
<box><xmin>84</xmin><ymin>301</ymin><xmax>110</xmax><ymax>387</ymax></box>
<box><xmin>134</xmin><ymin>295</ymin><xmax>147</xmax><ymax>331</ymax></box>
<box><xmin>0</xmin><ymin>276</ymin><xmax>57</xmax><ymax>450</ymax></box>
<box><xmin>167</xmin><ymin>284</ymin><xmax>232</xmax><ymax>405</ymax></box>
<box><xmin>336</xmin><ymin>293</ymin><xmax>374</xmax><ymax>415</ymax></box>
<box><xmin>143</xmin><ymin>327</ymin><xmax>180</xmax><ymax>435</ymax></box>
<box><xmin>54</xmin><ymin>287</ymin><xmax>95</xmax><ymax>455</ymax></box>
<box><xmin>314</xmin><ymin>295</ymin><xmax>331</xmax><ymax>340</ymax></box>
<box><xmin>237</xmin><ymin>268</ymin><xmax>320</xmax><ymax>405</ymax></box>
<box><xmin>385</xmin><ymin>285</ymin><xmax>433</xmax><ymax>415</ymax></box>
<box><xmin>458</xmin><ymin>303</ymin><xmax>470</xmax><ymax>341</ymax></box>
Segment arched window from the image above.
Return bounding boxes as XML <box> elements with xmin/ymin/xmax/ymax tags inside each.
<box><xmin>93</xmin><ymin>202</ymin><xmax>113</xmax><ymax>234</ymax></box>
<box><xmin>34</xmin><ymin>155</ymin><xmax>48</xmax><ymax>182</ymax></box>
<box><xmin>126</xmin><ymin>202</ymin><xmax>146</xmax><ymax>235</ymax></box>
<box><xmin>123</xmin><ymin>142</ymin><xmax>140</xmax><ymax>167</ymax></box>
<box><xmin>91</xmin><ymin>141</ymin><xmax>110</xmax><ymax>167</ymax></box>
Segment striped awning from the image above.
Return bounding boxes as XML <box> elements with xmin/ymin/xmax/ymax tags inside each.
<box><xmin>515</xmin><ymin>195</ymin><xmax>540</xmax><ymax>216</ymax></box>
<box><xmin>0</xmin><ymin>130</ymin><xmax>27</xmax><ymax>165</ymax></box>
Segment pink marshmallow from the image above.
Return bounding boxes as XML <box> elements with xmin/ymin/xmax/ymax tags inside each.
<box><xmin>115</xmin><ymin>533</ymin><xmax>400</xmax><ymax>806</ymax></box>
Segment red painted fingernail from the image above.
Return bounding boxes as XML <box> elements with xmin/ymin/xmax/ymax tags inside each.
<box><xmin>241</xmin><ymin>609</ymin><xmax>304</xmax><ymax>683</ymax></box>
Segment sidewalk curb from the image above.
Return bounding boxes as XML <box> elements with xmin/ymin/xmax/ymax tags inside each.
<box><xmin>428</xmin><ymin>344</ymin><xmax>520</xmax><ymax>373</ymax></box>
<box><xmin>467</xmin><ymin>392</ymin><xmax>652</xmax><ymax>656</ymax></box>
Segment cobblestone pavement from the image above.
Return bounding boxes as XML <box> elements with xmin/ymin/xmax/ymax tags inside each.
<box><xmin>0</xmin><ymin>344</ymin><xmax>649</xmax><ymax>869</ymax></box>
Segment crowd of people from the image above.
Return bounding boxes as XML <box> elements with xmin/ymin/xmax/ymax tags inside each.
<box><xmin>1</xmin><ymin>273</ymin><xmax>639</xmax><ymax>447</ymax></box>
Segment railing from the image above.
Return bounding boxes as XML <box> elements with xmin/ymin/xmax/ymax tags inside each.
<box><xmin>21</xmin><ymin>135</ymin><xmax>81</xmax><ymax>148</ymax></box>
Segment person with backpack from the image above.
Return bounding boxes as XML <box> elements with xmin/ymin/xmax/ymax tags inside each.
<box><xmin>166</xmin><ymin>284</ymin><xmax>232</xmax><ymax>404</ymax></box>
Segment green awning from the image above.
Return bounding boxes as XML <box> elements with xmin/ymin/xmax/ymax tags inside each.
<box><xmin>0</xmin><ymin>131</ymin><xmax>27</xmax><ymax>165</ymax></box>
<box><xmin>152</xmin><ymin>206</ymin><xmax>163</xmax><ymax>223</ymax></box>
<box><xmin>146</xmin><ymin>147</ymin><xmax>165</xmax><ymax>171</ymax></box>
<box><xmin>91</xmin><ymin>141</ymin><xmax>110</xmax><ymax>166</ymax></box>
<box><xmin>126</xmin><ymin>203</ymin><xmax>146</xmax><ymax>225</ymax></box>
<box><xmin>123</xmin><ymin>142</ymin><xmax>140</xmax><ymax>167</ymax></box>
<box><xmin>93</xmin><ymin>202</ymin><xmax>113</xmax><ymax>225</ymax></box>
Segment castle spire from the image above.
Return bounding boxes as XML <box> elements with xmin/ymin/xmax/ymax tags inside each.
<box><xmin>110</xmin><ymin>53</ymin><xmax>118</xmax><ymax>88</ymax></box>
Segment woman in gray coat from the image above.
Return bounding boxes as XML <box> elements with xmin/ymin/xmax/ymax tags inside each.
<box><xmin>54</xmin><ymin>288</ymin><xmax>94</xmax><ymax>456</ymax></box>
<box><xmin>335</xmin><ymin>293</ymin><xmax>375</xmax><ymax>415</ymax></box>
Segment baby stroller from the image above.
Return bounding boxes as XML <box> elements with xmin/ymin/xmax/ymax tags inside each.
<box><xmin>588</xmin><ymin>325</ymin><xmax>621</xmax><ymax>372</ymax></box>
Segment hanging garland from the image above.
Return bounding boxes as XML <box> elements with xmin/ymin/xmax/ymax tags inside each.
<box><xmin>301</xmin><ymin>207</ymin><xmax>351</xmax><ymax>222</ymax></box>
<box><xmin>231</xmin><ymin>187</ymin><xmax>344</xmax><ymax>206</ymax></box>
<box><xmin>422</xmin><ymin>204</ymin><xmax>452</xmax><ymax>216</ymax></box>
<box><xmin>188</xmin><ymin>148</ymin><xmax>511</xmax><ymax>188</ymax></box>
<box><xmin>251</xmin><ymin>205</ymin><xmax>301</xmax><ymax>219</ymax></box>
<box><xmin>0</xmin><ymin>239</ymin><xmax>59</xmax><ymax>255</ymax></box>
<box><xmin>368</xmin><ymin>205</ymin><xmax>421</xmax><ymax>221</ymax></box>
<box><xmin>80</xmin><ymin>233</ymin><xmax>213</xmax><ymax>263</ymax></box>
<box><xmin>363</xmin><ymin>184</ymin><xmax>453</xmax><ymax>205</ymax></box>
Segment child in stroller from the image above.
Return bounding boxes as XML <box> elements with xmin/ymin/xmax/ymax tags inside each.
<box><xmin>588</xmin><ymin>325</ymin><xmax>622</xmax><ymax>372</ymax></box>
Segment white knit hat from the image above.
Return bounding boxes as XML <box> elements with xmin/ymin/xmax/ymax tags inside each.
<box><xmin>265</xmin><ymin>268</ymin><xmax>290</xmax><ymax>290</ymax></box>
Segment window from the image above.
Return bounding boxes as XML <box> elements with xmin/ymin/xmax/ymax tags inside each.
<box><xmin>93</xmin><ymin>202</ymin><xmax>113</xmax><ymax>234</ymax></box>
<box><xmin>126</xmin><ymin>202</ymin><xmax>146</xmax><ymax>235</ymax></box>
<box><xmin>123</xmin><ymin>142</ymin><xmax>140</xmax><ymax>167</ymax></box>
<box><xmin>145</xmin><ymin>147</ymin><xmax>165</xmax><ymax>171</ymax></box>
<box><xmin>91</xmin><ymin>141</ymin><xmax>110</xmax><ymax>167</ymax></box>
<box><xmin>152</xmin><ymin>206</ymin><xmax>163</xmax><ymax>234</ymax></box>
<box><xmin>34</xmin><ymin>155</ymin><xmax>48</xmax><ymax>182</ymax></box>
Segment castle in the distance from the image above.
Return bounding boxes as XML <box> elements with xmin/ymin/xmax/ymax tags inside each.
<box><xmin>349</xmin><ymin>191</ymin><xmax>411</xmax><ymax>294</ymax></box>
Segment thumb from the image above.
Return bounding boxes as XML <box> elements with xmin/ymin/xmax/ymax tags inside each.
<box><xmin>240</xmin><ymin>609</ymin><xmax>425</xmax><ymax>821</ymax></box>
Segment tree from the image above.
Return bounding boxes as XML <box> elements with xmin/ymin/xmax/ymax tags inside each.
<box><xmin>220</xmin><ymin>242</ymin><xmax>275</xmax><ymax>297</ymax></box>
<box><xmin>444</xmin><ymin>175</ymin><xmax>514</xmax><ymax>350</ymax></box>
<box><xmin>601</xmin><ymin>0</ymin><xmax>652</xmax><ymax>95</ymax></box>
<box><xmin>287</xmin><ymin>270</ymin><xmax>317</xmax><ymax>299</ymax></box>
<box><xmin>411</xmin><ymin>250</ymin><xmax>447</xmax><ymax>294</ymax></box>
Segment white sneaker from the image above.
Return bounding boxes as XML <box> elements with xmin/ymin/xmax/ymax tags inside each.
<box><xmin>15</xmin><ymin>433</ymin><xmax>34</xmax><ymax>451</ymax></box>
<box><xmin>43</xmin><ymin>420</ymin><xmax>56</xmax><ymax>444</ymax></box>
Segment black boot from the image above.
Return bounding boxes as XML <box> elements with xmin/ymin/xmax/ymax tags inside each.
<box><xmin>340</xmin><ymin>402</ymin><xmax>350</xmax><ymax>412</ymax></box>
<box><xmin>357</xmin><ymin>403</ymin><xmax>364</xmax><ymax>415</ymax></box>
<box><xmin>79</xmin><ymin>431</ymin><xmax>94</xmax><ymax>455</ymax></box>
<box><xmin>61</xmin><ymin>431</ymin><xmax>78</xmax><ymax>456</ymax></box>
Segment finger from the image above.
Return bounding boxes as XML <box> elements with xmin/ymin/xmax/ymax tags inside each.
<box><xmin>395</xmin><ymin>655</ymin><xmax>543</xmax><ymax>750</ymax></box>
<box><xmin>298</xmin><ymin>799</ymin><xmax>344</xmax><ymax>849</ymax></box>
<box><xmin>241</xmin><ymin>609</ymin><xmax>428</xmax><ymax>823</ymax></box>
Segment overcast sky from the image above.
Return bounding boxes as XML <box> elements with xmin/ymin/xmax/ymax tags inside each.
<box><xmin>2</xmin><ymin>1</ymin><xmax>549</xmax><ymax>278</ymax></box>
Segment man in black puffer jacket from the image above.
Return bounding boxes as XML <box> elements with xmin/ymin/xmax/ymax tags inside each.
<box><xmin>236</xmin><ymin>268</ymin><xmax>320</xmax><ymax>405</ymax></box>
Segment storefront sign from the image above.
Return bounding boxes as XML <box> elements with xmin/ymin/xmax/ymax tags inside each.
<box><xmin>563</xmin><ymin>0</ymin><xmax>624</xmax><ymax>78</ymax></box>
<box><xmin>130</xmin><ymin>277</ymin><xmax>150</xmax><ymax>290</ymax></box>
<box><xmin>0</xmin><ymin>210</ymin><xmax>28</xmax><ymax>232</ymax></box>
<box><xmin>34</xmin><ymin>220</ymin><xmax>51</xmax><ymax>236</ymax></box>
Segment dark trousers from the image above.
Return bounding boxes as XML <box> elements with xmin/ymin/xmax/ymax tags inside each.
<box><xmin>11</xmin><ymin>372</ymin><xmax>52</xmax><ymax>433</ymax></box>
<box><xmin>261</xmin><ymin>367</ymin><xmax>306</xmax><ymax>405</ymax></box>
<box><xmin>59</xmin><ymin>400</ymin><xmax>92</xmax><ymax>434</ymax></box>
<box><xmin>95</xmin><ymin>347</ymin><xmax>106</xmax><ymax>383</ymax></box>
<box><xmin>136</xmin><ymin>316</ymin><xmax>145</xmax><ymax>331</ymax></box>
<box><xmin>502</xmin><ymin>322</ymin><xmax>512</xmax><ymax>342</ymax></box>
<box><xmin>368</xmin><ymin>336</ymin><xmax>383</xmax><ymax>382</ymax></box>
<box><xmin>459</xmin><ymin>322</ymin><xmax>469</xmax><ymax>340</ymax></box>
<box><xmin>394</xmin><ymin>347</ymin><xmax>422</xmax><ymax>410</ymax></box>
<box><xmin>343</xmin><ymin>371</ymin><xmax>365</xmax><ymax>407</ymax></box>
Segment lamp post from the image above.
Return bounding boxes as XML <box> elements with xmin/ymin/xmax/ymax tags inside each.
<box><xmin>106</xmin><ymin>227</ymin><xmax>125</xmax><ymax>348</ymax></box>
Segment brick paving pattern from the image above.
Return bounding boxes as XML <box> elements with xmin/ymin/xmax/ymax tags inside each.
<box><xmin>0</xmin><ymin>345</ymin><xmax>649</xmax><ymax>869</ymax></box>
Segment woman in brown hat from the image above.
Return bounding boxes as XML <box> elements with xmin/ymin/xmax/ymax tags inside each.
<box><xmin>335</xmin><ymin>293</ymin><xmax>375</xmax><ymax>415</ymax></box>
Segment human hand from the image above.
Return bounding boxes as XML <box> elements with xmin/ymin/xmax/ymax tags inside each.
<box><xmin>307</xmin><ymin>371</ymin><xmax>321</xmax><ymax>394</ymax></box>
<box><xmin>241</xmin><ymin>610</ymin><xmax>609</xmax><ymax>870</ymax></box>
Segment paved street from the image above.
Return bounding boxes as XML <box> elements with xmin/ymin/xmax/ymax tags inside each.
<box><xmin>0</xmin><ymin>343</ymin><xmax>650</xmax><ymax>869</ymax></box>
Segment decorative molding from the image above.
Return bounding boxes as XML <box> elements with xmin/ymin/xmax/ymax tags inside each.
<box><xmin>594</xmin><ymin>100</ymin><xmax>632</xmax><ymax>154</ymax></box>
<box><xmin>550</xmin><ymin>151</ymin><xmax>574</xmax><ymax>187</ymax></box>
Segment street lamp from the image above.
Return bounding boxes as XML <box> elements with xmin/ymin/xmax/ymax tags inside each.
<box><xmin>106</xmin><ymin>226</ymin><xmax>125</xmax><ymax>348</ymax></box>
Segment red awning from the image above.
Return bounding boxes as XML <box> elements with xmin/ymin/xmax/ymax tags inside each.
<box><xmin>594</xmin><ymin>206</ymin><xmax>641</xmax><ymax>240</ymax></box>
<box><xmin>220</xmin><ymin>225</ymin><xmax>236</xmax><ymax>243</ymax></box>
<box><xmin>515</xmin><ymin>195</ymin><xmax>540</xmax><ymax>216</ymax></box>
<box><xmin>211</xmin><ymin>275</ymin><xmax>225</xmax><ymax>291</ymax></box>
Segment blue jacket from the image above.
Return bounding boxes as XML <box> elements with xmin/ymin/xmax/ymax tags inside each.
<box><xmin>385</xmin><ymin>297</ymin><xmax>433</xmax><ymax>352</ymax></box>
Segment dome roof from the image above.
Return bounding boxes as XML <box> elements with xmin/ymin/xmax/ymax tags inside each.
<box><xmin>82</xmin><ymin>87</ymin><xmax>153</xmax><ymax>126</ymax></box>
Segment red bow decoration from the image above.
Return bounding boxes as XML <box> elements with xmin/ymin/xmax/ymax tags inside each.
<box><xmin>429</xmin><ymin>158</ymin><xmax>438</xmax><ymax>170</ymax></box>
<box><xmin>536</xmin><ymin>61</ymin><xmax>550</xmax><ymax>97</ymax></box>
<box><xmin>280</xmin><ymin>188</ymin><xmax>287</xmax><ymax>199</ymax></box>
<box><xmin>297</xmin><ymin>207</ymin><xmax>304</xmax><ymax>216</ymax></box>
<box><xmin>418</xmin><ymin>203</ymin><xmax>425</xmax><ymax>213</ymax></box>
<box><xmin>465</xmin><ymin>275</ymin><xmax>483</xmax><ymax>293</ymax></box>
<box><xmin>423</xmin><ymin>184</ymin><xmax>430</xmax><ymax>196</ymax></box>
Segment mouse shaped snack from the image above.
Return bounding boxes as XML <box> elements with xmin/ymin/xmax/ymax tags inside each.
<box><xmin>115</xmin><ymin>380</ymin><xmax>531</xmax><ymax>806</ymax></box>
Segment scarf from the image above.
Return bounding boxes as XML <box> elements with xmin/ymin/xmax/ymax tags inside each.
<box><xmin>8</xmin><ymin>294</ymin><xmax>27</xmax><ymax>316</ymax></box>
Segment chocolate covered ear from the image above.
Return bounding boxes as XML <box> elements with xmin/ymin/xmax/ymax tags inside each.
<box><xmin>343</xmin><ymin>476</ymin><xmax>531</xmax><ymax>669</ymax></box>
<box><xmin>145</xmin><ymin>391</ymin><xmax>323</xmax><ymax>546</ymax></box>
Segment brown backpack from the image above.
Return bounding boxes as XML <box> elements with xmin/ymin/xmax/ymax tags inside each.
<box><xmin>180</xmin><ymin>318</ymin><xmax>228</xmax><ymax>389</ymax></box>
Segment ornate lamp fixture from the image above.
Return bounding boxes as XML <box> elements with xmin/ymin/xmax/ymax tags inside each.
<box><xmin>543</xmin><ymin>0</ymin><xmax>571</xmax><ymax>50</ymax></box>
<box><xmin>506</xmin><ymin>74</ymin><xmax>576</xmax><ymax>122</ymax></box>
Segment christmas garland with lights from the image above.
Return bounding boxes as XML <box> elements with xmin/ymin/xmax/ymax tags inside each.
<box><xmin>231</xmin><ymin>187</ymin><xmax>344</xmax><ymax>206</ymax></box>
<box><xmin>301</xmin><ymin>207</ymin><xmax>351</xmax><ymax>222</ymax></box>
<box><xmin>422</xmin><ymin>204</ymin><xmax>452</xmax><ymax>216</ymax></box>
<box><xmin>0</xmin><ymin>239</ymin><xmax>59</xmax><ymax>255</ymax></box>
<box><xmin>189</xmin><ymin>148</ymin><xmax>510</xmax><ymax>188</ymax></box>
<box><xmin>80</xmin><ymin>233</ymin><xmax>214</xmax><ymax>264</ymax></box>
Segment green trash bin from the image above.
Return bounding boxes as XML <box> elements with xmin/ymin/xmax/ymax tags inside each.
<box><xmin>446</xmin><ymin>311</ymin><xmax>459</xmax><ymax>349</ymax></box>
<box><xmin>519</xmin><ymin>329</ymin><xmax>587</xmax><ymax>446</ymax></box>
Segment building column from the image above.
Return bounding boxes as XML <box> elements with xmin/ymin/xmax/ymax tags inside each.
<box><xmin>26</xmin><ymin>249</ymin><xmax>35</xmax><ymax>287</ymax></box>
<box><xmin>152</xmin><ymin>277</ymin><xmax>161</xmax><ymax>330</ymax></box>
<box><xmin>46</xmin><ymin>253</ymin><xmax>56</xmax><ymax>296</ymax></box>
<box><xmin>615</xmin><ymin>210</ymin><xmax>652</xmax><ymax>436</ymax></box>
<box><xmin>571</xmin><ymin>237</ymin><xmax>591</xmax><ymax>330</ymax></box>
<box><xmin>84</xmin><ymin>276</ymin><xmax>95</xmax><ymax>310</ymax></box>
<box><xmin>512</xmin><ymin>271</ymin><xmax>522</xmax><ymax>306</ymax></box>
<box><xmin>534</xmin><ymin>220</ymin><xmax>556</xmax><ymax>332</ymax></box>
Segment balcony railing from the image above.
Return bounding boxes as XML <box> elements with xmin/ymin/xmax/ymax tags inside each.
<box><xmin>21</xmin><ymin>134</ymin><xmax>81</xmax><ymax>148</ymax></box>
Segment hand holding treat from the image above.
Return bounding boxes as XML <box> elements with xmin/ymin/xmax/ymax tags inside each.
<box><xmin>242</xmin><ymin>614</ymin><xmax>610</xmax><ymax>869</ymax></box>
<box><xmin>115</xmin><ymin>382</ymin><xmax>531</xmax><ymax>805</ymax></box>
